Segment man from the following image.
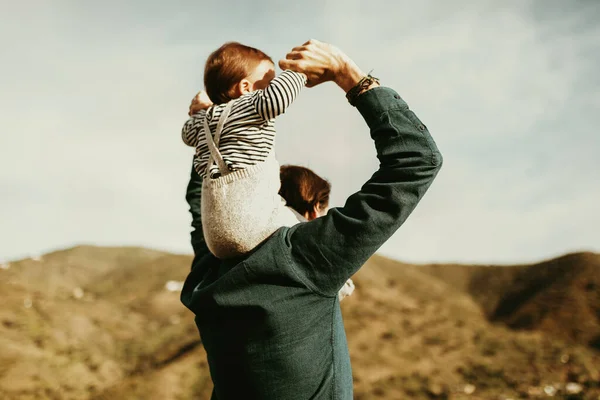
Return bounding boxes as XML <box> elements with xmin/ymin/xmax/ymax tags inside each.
<box><xmin>181</xmin><ymin>39</ymin><xmax>443</xmax><ymax>399</ymax></box>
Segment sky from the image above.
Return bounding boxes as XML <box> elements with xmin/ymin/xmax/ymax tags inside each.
<box><xmin>0</xmin><ymin>0</ymin><xmax>598</xmax><ymax>265</ymax></box>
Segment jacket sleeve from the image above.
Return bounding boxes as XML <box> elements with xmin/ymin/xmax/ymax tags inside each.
<box><xmin>253</xmin><ymin>70</ymin><xmax>306</xmax><ymax>121</ymax></box>
<box><xmin>180</xmin><ymin>158</ymin><xmax>220</xmax><ymax>310</ymax></box>
<box><xmin>185</xmin><ymin>157</ymin><xmax>210</xmax><ymax>259</ymax></box>
<box><xmin>285</xmin><ymin>87</ymin><xmax>443</xmax><ymax>296</ymax></box>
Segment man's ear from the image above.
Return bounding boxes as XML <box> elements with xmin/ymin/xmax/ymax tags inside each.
<box><xmin>303</xmin><ymin>208</ymin><xmax>317</xmax><ymax>221</ymax></box>
<box><xmin>303</xmin><ymin>204</ymin><xmax>321</xmax><ymax>221</ymax></box>
<box><xmin>313</xmin><ymin>204</ymin><xmax>322</xmax><ymax>218</ymax></box>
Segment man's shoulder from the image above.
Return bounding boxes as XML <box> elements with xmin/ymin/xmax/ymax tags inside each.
<box><xmin>244</xmin><ymin>227</ymin><xmax>292</xmax><ymax>264</ymax></box>
<box><xmin>188</xmin><ymin>227</ymin><xmax>297</xmax><ymax>281</ymax></box>
<box><xmin>242</xmin><ymin>227</ymin><xmax>327</xmax><ymax>293</ymax></box>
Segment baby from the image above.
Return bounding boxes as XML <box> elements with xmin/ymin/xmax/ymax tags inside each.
<box><xmin>182</xmin><ymin>42</ymin><xmax>306</xmax><ymax>260</ymax></box>
<box><xmin>182</xmin><ymin>42</ymin><xmax>354</xmax><ymax>299</ymax></box>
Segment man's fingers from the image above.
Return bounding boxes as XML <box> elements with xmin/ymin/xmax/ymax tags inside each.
<box><xmin>290</xmin><ymin>46</ymin><xmax>304</xmax><ymax>53</ymax></box>
<box><xmin>302</xmin><ymin>38</ymin><xmax>320</xmax><ymax>46</ymax></box>
<box><xmin>279</xmin><ymin>59</ymin><xmax>295</xmax><ymax>70</ymax></box>
<box><xmin>279</xmin><ymin>59</ymin><xmax>306</xmax><ymax>72</ymax></box>
<box><xmin>284</xmin><ymin>51</ymin><xmax>303</xmax><ymax>60</ymax></box>
<box><xmin>279</xmin><ymin>60</ymin><xmax>298</xmax><ymax>71</ymax></box>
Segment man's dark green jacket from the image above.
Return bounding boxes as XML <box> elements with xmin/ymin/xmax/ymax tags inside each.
<box><xmin>181</xmin><ymin>87</ymin><xmax>443</xmax><ymax>399</ymax></box>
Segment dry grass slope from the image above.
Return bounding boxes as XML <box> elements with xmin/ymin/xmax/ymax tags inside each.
<box><xmin>419</xmin><ymin>252</ymin><xmax>600</xmax><ymax>348</ymax></box>
<box><xmin>0</xmin><ymin>246</ymin><xmax>598</xmax><ymax>399</ymax></box>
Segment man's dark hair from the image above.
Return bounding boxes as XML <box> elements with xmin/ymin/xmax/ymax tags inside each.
<box><xmin>279</xmin><ymin>165</ymin><xmax>331</xmax><ymax>216</ymax></box>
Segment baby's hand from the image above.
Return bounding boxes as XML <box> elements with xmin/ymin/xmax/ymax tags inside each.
<box><xmin>188</xmin><ymin>90</ymin><xmax>213</xmax><ymax>116</ymax></box>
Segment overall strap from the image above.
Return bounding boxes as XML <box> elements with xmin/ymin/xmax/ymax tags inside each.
<box><xmin>203</xmin><ymin>101</ymin><xmax>234</xmax><ymax>178</ymax></box>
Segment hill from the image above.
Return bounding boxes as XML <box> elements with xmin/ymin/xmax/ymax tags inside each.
<box><xmin>0</xmin><ymin>246</ymin><xmax>598</xmax><ymax>399</ymax></box>
<box><xmin>418</xmin><ymin>252</ymin><xmax>600</xmax><ymax>348</ymax></box>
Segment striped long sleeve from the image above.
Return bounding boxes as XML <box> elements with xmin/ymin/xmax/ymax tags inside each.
<box><xmin>180</xmin><ymin>71</ymin><xmax>306</xmax><ymax>178</ymax></box>
<box><xmin>182</xmin><ymin>110</ymin><xmax>207</xmax><ymax>147</ymax></box>
<box><xmin>253</xmin><ymin>70</ymin><xmax>306</xmax><ymax>121</ymax></box>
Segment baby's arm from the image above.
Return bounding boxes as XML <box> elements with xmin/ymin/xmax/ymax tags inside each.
<box><xmin>253</xmin><ymin>70</ymin><xmax>307</xmax><ymax>121</ymax></box>
<box><xmin>182</xmin><ymin>91</ymin><xmax>213</xmax><ymax>147</ymax></box>
<box><xmin>181</xmin><ymin>113</ymin><xmax>205</xmax><ymax>147</ymax></box>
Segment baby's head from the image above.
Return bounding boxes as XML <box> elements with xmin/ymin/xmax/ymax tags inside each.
<box><xmin>204</xmin><ymin>42</ymin><xmax>275</xmax><ymax>104</ymax></box>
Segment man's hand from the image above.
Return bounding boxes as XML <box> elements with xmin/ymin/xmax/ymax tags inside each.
<box><xmin>278</xmin><ymin>39</ymin><xmax>366</xmax><ymax>92</ymax></box>
<box><xmin>188</xmin><ymin>90</ymin><xmax>213</xmax><ymax>116</ymax></box>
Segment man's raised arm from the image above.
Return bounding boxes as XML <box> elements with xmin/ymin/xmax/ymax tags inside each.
<box><xmin>280</xmin><ymin>40</ymin><xmax>443</xmax><ymax>296</ymax></box>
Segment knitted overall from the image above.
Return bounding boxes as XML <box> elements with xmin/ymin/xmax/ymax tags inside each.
<box><xmin>200</xmin><ymin>101</ymin><xmax>299</xmax><ymax>259</ymax></box>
